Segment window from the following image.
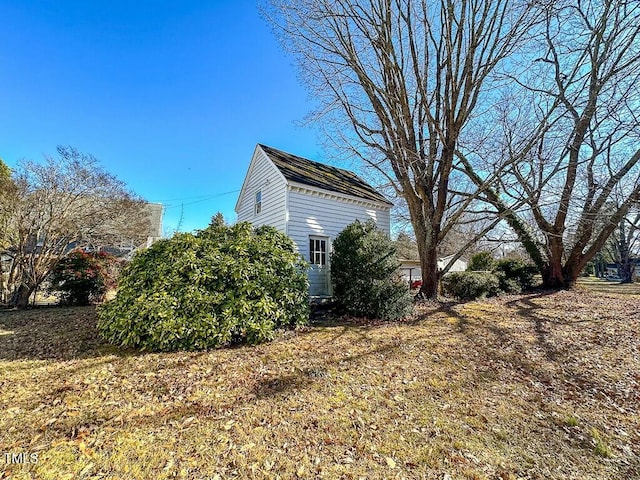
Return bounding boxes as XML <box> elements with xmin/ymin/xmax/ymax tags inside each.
<box><xmin>309</xmin><ymin>237</ymin><xmax>327</xmax><ymax>266</ymax></box>
<box><xmin>254</xmin><ymin>190</ymin><xmax>262</xmax><ymax>215</ymax></box>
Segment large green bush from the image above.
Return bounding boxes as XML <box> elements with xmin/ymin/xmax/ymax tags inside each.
<box><xmin>466</xmin><ymin>252</ymin><xmax>539</xmax><ymax>294</ymax></box>
<box><xmin>331</xmin><ymin>220</ymin><xmax>413</xmax><ymax>320</ymax></box>
<box><xmin>442</xmin><ymin>271</ymin><xmax>501</xmax><ymax>300</ymax></box>
<box><xmin>494</xmin><ymin>259</ymin><xmax>538</xmax><ymax>293</ymax></box>
<box><xmin>97</xmin><ymin>218</ymin><xmax>309</xmax><ymax>351</ymax></box>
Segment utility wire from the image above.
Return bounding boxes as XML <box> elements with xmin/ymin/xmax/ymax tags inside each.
<box><xmin>158</xmin><ymin>189</ymin><xmax>240</xmax><ymax>209</ymax></box>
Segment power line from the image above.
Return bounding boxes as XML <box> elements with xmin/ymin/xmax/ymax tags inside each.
<box><xmin>158</xmin><ymin>189</ymin><xmax>241</xmax><ymax>209</ymax></box>
<box><xmin>154</xmin><ymin>189</ymin><xmax>239</xmax><ymax>202</ymax></box>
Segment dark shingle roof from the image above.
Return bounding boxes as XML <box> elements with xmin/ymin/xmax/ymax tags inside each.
<box><xmin>259</xmin><ymin>144</ymin><xmax>391</xmax><ymax>205</ymax></box>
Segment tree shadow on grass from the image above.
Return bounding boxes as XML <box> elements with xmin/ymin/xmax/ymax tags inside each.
<box><xmin>303</xmin><ymin>300</ymin><xmax>457</xmax><ymax>354</ymax></box>
<box><xmin>250</xmin><ymin>303</ymin><xmax>461</xmax><ymax>402</ymax></box>
<box><xmin>505</xmin><ymin>292</ymin><xmax>579</xmax><ymax>362</ymax></box>
<box><xmin>0</xmin><ymin>305</ymin><xmax>139</xmax><ymax>361</ymax></box>
<box><xmin>449</xmin><ymin>290</ymin><xmax>638</xmax><ymax>407</ymax></box>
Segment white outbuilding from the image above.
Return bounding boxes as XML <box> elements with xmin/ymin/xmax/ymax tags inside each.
<box><xmin>235</xmin><ymin>144</ymin><xmax>392</xmax><ymax>297</ymax></box>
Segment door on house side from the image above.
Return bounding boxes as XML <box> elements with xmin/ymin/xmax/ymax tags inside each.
<box><xmin>309</xmin><ymin>236</ymin><xmax>330</xmax><ymax>296</ymax></box>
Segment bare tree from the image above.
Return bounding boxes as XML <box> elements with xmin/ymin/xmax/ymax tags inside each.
<box><xmin>465</xmin><ymin>0</ymin><xmax>640</xmax><ymax>288</ymax></box>
<box><xmin>5</xmin><ymin>147</ymin><xmax>150</xmax><ymax>308</ymax></box>
<box><xmin>267</xmin><ymin>0</ymin><xmax>534</xmax><ymax>298</ymax></box>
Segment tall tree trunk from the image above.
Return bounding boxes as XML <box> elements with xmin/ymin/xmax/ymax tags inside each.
<box><xmin>407</xmin><ymin>194</ymin><xmax>441</xmax><ymax>300</ymax></box>
<box><xmin>543</xmin><ymin>246</ymin><xmax>588</xmax><ymax>289</ymax></box>
<box><xmin>617</xmin><ymin>220</ymin><xmax>633</xmax><ymax>283</ymax></box>
<box><xmin>418</xmin><ymin>243</ymin><xmax>439</xmax><ymax>299</ymax></box>
<box><xmin>12</xmin><ymin>284</ymin><xmax>33</xmax><ymax>309</ymax></box>
<box><xmin>562</xmin><ymin>262</ymin><xmax>580</xmax><ymax>289</ymax></box>
<box><xmin>620</xmin><ymin>263</ymin><xmax>633</xmax><ymax>284</ymax></box>
<box><xmin>542</xmin><ymin>237</ymin><xmax>566</xmax><ymax>288</ymax></box>
<box><xmin>0</xmin><ymin>257</ymin><xmax>5</xmax><ymax>305</ymax></box>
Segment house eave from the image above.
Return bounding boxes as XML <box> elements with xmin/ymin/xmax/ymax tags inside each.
<box><xmin>234</xmin><ymin>144</ymin><xmax>288</xmax><ymax>215</ymax></box>
<box><xmin>287</xmin><ymin>181</ymin><xmax>393</xmax><ymax>210</ymax></box>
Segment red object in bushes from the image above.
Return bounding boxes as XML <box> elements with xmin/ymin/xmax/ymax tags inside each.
<box><xmin>411</xmin><ymin>280</ymin><xmax>422</xmax><ymax>289</ymax></box>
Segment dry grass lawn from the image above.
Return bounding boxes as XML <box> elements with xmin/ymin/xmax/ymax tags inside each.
<box><xmin>1</xmin><ymin>281</ymin><xmax>639</xmax><ymax>479</ymax></box>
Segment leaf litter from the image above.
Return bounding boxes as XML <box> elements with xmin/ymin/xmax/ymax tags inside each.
<box><xmin>0</xmin><ymin>281</ymin><xmax>639</xmax><ymax>479</ymax></box>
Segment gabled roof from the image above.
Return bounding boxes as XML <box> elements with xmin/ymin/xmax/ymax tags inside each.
<box><xmin>259</xmin><ymin>144</ymin><xmax>392</xmax><ymax>205</ymax></box>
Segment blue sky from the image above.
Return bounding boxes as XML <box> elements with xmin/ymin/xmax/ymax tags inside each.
<box><xmin>0</xmin><ymin>1</ymin><xmax>324</xmax><ymax>234</ymax></box>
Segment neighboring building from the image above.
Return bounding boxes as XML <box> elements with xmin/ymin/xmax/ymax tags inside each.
<box><xmin>98</xmin><ymin>202</ymin><xmax>163</xmax><ymax>258</ymax></box>
<box><xmin>603</xmin><ymin>259</ymin><xmax>640</xmax><ymax>280</ymax></box>
<box><xmin>144</xmin><ymin>202</ymin><xmax>164</xmax><ymax>245</ymax></box>
<box><xmin>399</xmin><ymin>254</ymin><xmax>468</xmax><ymax>287</ymax></box>
<box><xmin>235</xmin><ymin>144</ymin><xmax>392</xmax><ymax>296</ymax></box>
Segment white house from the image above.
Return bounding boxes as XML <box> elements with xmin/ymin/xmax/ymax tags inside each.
<box><xmin>235</xmin><ymin>144</ymin><xmax>393</xmax><ymax>296</ymax></box>
<box><xmin>399</xmin><ymin>255</ymin><xmax>468</xmax><ymax>287</ymax></box>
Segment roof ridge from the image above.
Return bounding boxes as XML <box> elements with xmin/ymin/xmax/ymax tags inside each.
<box><xmin>258</xmin><ymin>144</ymin><xmax>391</xmax><ymax>205</ymax></box>
<box><xmin>258</xmin><ymin>144</ymin><xmax>366</xmax><ymax>181</ymax></box>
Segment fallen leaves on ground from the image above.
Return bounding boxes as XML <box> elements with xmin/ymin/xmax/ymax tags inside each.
<box><xmin>1</xmin><ymin>280</ymin><xmax>639</xmax><ymax>479</ymax></box>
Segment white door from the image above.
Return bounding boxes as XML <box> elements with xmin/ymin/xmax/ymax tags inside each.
<box><xmin>309</xmin><ymin>236</ymin><xmax>330</xmax><ymax>296</ymax></box>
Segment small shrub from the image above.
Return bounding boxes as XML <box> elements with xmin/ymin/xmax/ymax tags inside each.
<box><xmin>97</xmin><ymin>217</ymin><xmax>309</xmax><ymax>351</ymax></box>
<box><xmin>442</xmin><ymin>271</ymin><xmax>500</xmax><ymax>300</ymax></box>
<box><xmin>494</xmin><ymin>259</ymin><xmax>538</xmax><ymax>291</ymax></box>
<box><xmin>467</xmin><ymin>251</ymin><xmax>497</xmax><ymax>272</ymax></box>
<box><xmin>331</xmin><ymin>220</ymin><xmax>413</xmax><ymax>320</ymax></box>
<box><xmin>49</xmin><ymin>250</ymin><xmax>119</xmax><ymax>305</ymax></box>
<box><xmin>497</xmin><ymin>273</ymin><xmax>522</xmax><ymax>294</ymax></box>
<box><xmin>565</xmin><ymin>415</ymin><xmax>579</xmax><ymax>427</ymax></box>
<box><xmin>590</xmin><ymin>428</ymin><xmax>612</xmax><ymax>458</ymax></box>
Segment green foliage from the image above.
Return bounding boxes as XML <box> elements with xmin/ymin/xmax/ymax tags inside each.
<box><xmin>97</xmin><ymin>220</ymin><xmax>309</xmax><ymax>351</ymax></box>
<box><xmin>494</xmin><ymin>259</ymin><xmax>538</xmax><ymax>292</ymax></box>
<box><xmin>461</xmin><ymin>254</ymin><xmax>538</xmax><ymax>296</ymax></box>
<box><xmin>583</xmin><ymin>263</ymin><xmax>595</xmax><ymax>276</ymax></box>
<box><xmin>494</xmin><ymin>272</ymin><xmax>522</xmax><ymax>294</ymax></box>
<box><xmin>590</xmin><ymin>428</ymin><xmax>612</xmax><ymax>458</ymax></box>
<box><xmin>331</xmin><ymin>220</ymin><xmax>413</xmax><ymax>320</ymax></box>
<box><xmin>0</xmin><ymin>158</ymin><xmax>10</xmax><ymax>182</ymax></box>
<box><xmin>49</xmin><ymin>251</ymin><xmax>119</xmax><ymax>306</ymax></box>
<box><xmin>565</xmin><ymin>415</ymin><xmax>579</xmax><ymax>427</ymax></box>
<box><xmin>442</xmin><ymin>271</ymin><xmax>500</xmax><ymax>300</ymax></box>
<box><xmin>467</xmin><ymin>251</ymin><xmax>497</xmax><ymax>272</ymax></box>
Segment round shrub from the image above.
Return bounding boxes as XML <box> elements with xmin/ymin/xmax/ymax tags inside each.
<box><xmin>49</xmin><ymin>250</ymin><xmax>119</xmax><ymax>305</ymax></box>
<box><xmin>467</xmin><ymin>251</ymin><xmax>497</xmax><ymax>272</ymax></box>
<box><xmin>494</xmin><ymin>272</ymin><xmax>522</xmax><ymax>294</ymax></box>
<box><xmin>331</xmin><ymin>220</ymin><xmax>413</xmax><ymax>320</ymax></box>
<box><xmin>97</xmin><ymin>218</ymin><xmax>309</xmax><ymax>351</ymax></box>
<box><xmin>494</xmin><ymin>259</ymin><xmax>538</xmax><ymax>291</ymax></box>
<box><xmin>442</xmin><ymin>271</ymin><xmax>500</xmax><ymax>300</ymax></box>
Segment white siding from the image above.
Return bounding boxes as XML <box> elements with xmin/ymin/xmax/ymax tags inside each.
<box><xmin>287</xmin><ymin>186</ymin><xmax>391</xmax><ymax>296</ymax></box>
<box><xmin>438</xmin><ymin>257</ymin><xmax>467</xmax><ymax>272</ymax></box>
<box><xmin>235</xmin><ymin>146</ymin><xmax>392</xmax><ymax>298</ymax></box>
<box><xmin>400</xmin><ymin>258</ymin><xmax>467</xmax><ymax>284</ymax></box>
<box><xmin>236</xmin><ymin>149</ymin><xmax>287</xmax><ymax>233</ymax></box>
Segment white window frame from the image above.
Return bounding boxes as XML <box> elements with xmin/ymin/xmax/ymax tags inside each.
<box><xmin>309</xmin><ymin>236</ymin><xmax>328</xmax><ymax>266</ymax></box>
<box><xmin>254</xmin><ymin>190</ymin><xmax>262</xmax><ymax>215</ymax></box>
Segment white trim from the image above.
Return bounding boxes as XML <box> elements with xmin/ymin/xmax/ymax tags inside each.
<box><xmin>308</xmin><ymin>234</ymin><xmax>331</xmax><ymax>296</ymax></box>
<box><xmin>309</xmin><ymin>235</ymin><xmax>329</xmax><ymax>266</ymax></box>
<box><xmin>288</xmin><ymin>182</ymin><xmax>392</xmax><ymax>211</ymax></box>
<box><xmin>284</xmin><ymin>186</ymin><xmax>290</xmax><ymax>236</ymax></box>
<box><xmin>234</xmin><ymin>144</ymin><xmax>288</xmax><ymax>214</ymax></box>
<box><xmin>254</xmin><ymin>190</ymin><xmax>262</xmax><ymax>216</ymax></box>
